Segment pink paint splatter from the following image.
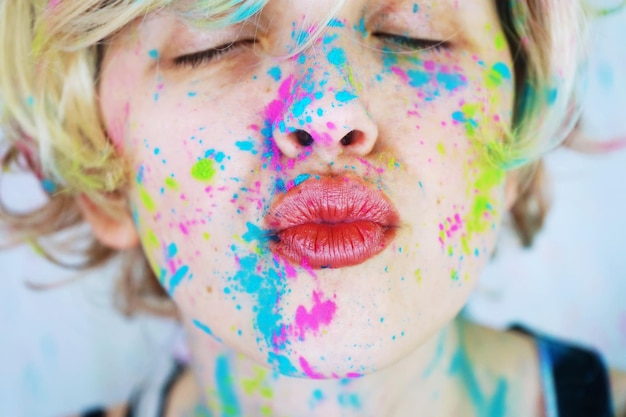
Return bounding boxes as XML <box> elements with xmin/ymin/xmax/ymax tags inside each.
<box><xmin>294</xmin><ymin>291</ymin><xmax>337</xmax><ymax>340</ymax></box>
<box><xmin>299</xmin><ymin>356</ymin><xmax>325</xmax><ymax>379</ymax></box>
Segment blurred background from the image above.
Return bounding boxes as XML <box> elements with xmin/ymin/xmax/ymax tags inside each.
<box><xmin>1</xmin><ymin>3</ymin><xmax>626</xmax><ymax>417</ymax></box>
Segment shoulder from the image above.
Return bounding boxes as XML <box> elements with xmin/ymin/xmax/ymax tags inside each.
<box><xmin>610</xmin><ymin>369</ymin><xmax>626</xmax><ymax>417</ymax></box>
<box><xmin>163</xmin><ymin>367</ymin><xmax>202</xmax><ymax>417</ymax></box>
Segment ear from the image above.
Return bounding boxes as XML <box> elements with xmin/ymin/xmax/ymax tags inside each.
<box><xmin>504</xmin><ymin>170</ymin><xmax>520</xmax><ymax>211</ymax></box>
<box><xmin>77</xmin><ymin>194</ymin><xmax>140</xmax><ymax>250</ymax></box>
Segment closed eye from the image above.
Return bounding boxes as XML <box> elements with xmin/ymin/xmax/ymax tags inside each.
<box><xmin>174</xmin><ymin>39</ymin><xmax>256</xmax><ymax>68</ymax></box>
<box><xmin>373</xmin><ymin>33</ymin><xmax>449</xmax><ymax>52</ymax></box>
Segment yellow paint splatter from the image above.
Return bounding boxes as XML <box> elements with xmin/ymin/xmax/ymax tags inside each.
<box><xmin>414</xmin><ymin>269</ymin><xmax>422</xmax><ymax>283</ymax></box>
<box><xmin>203</xmin><ymin>232</ymin><xmax>211</xmax><ymax>240</ymax></box>
<box><xmin>436</xmin><ymin>142</ymin><xmax>446</xmax><ymax>156</ymax></box>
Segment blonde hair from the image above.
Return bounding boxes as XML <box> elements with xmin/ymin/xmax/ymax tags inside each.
<box><xmin>0</xmin><ymin>0</ymin><xmax>588</xmax><ymax>313</ymax></box>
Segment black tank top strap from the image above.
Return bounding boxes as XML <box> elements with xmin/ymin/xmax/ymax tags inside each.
<box><xmin>511</xmin><ymin>324</ymin><xmax>614</xmax><ymax>417</ymax></box>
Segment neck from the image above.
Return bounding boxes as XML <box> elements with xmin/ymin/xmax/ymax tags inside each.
<box><xmin>183</xmin><ymin>320</ymin><xmax>465</xmax><ymax>417</ymax></box>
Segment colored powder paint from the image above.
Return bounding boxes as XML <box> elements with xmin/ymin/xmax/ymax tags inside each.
<box><xmin>414</xmin><ymin>269</ymin><xmax>422</xmax><ymax>283</ymax></box>
<box><xmin>188</xmin><ymin>91</ymin><xmax>197</xmax><ymax>97</ymax></box>
<box><xmin>407</xmin><ymin>70</ymin><xmax>430</xmax><ymax>88</ymax></box>
<box><xmin>242</xmin><ymin>222</ymin><xmax>267</xmax><ymax>243</ymax></box>
<box><xmin>148</xmin><ymin>49</ymin><xmax>159</xmax><ymax>59</ymax></box>
<box><xmin>294</xmin><ymin>292</ymin><xmax>337</xmax><ymax>340</ymax></box>
<box><xmin>241</xmin><ymin>367</ymin><xmax>273</xmax><ymax>398</ymax></box>
<box><xmin>494</xmin><ymin>33</ymin><xmax>506</xmax><ymax>51</ymax></box>
<box><xmin>436</xmin><ymin>72</ymin><xmax>467</xmax><ymax>92</ymax></box>
<box><xmin>167</xmin><ymin>243</ymin><xmax>177</xmax><ymax>258</ymax></box>
<box><xmin>193</xmin><ymin>319</ymin><xmax>223</xmax><ymax>343</ymax></box>
<box><xmin>169</xmin><ymin>265</ymin><xmax>190</xmax><ymax>293</ymax></box>
<box><xmin>546</xmin><ymin>88</ymin><xmax>558</xmax><ymax>105</ymax></box>
<box><xmin>235</xmin><ymin>140</ymin><xmax>255</xmax><ymax>152</ymax></box>
<box><xmin>327</xmin><ymin>48</ymin><xmax>346</xmax><ymax>66</ymax></box>
<box><xmin>165</xmin><ymin>177</ymin><xmax>179</xmax><ymax>190</ymax></box>
<box><xmin>41</xmin><ymin>179</ymin><xmax>57</xmax><ymax>194</ymax></box>
<box><xmin>293</xmin><ymin>173</ymin><xmax>311</xmax><ymax>186</ymax></box>
<box><xmin>328</xmin><ymin>18</ymin><xmax>345</xmax><ymax>28</ymax></box>
<box><xmin>267</xmin><ymin>66</ymin><xmax>281</xmax><ymax>81</ymax></box>
<box><xmin>268</xmin><ymin>352</ymin><xmax>298</xmax><ymax>375</ymax></box>
<box><xmin>299</xmin><ymin>356</ymin><xmax>325</xmax><ymax>379</ymax></box>
<box><xmin>335</xmin><ymin>90</ymin><xmax>357</xmax><ymax>103</ymax></box>
<box><xmin>215</xmin><ymin>355</ymin><xmax>242</xmax><ymax>417</ymax></box>
<box><xmin>422</xmin><ymin>331</ymin><xmax>446</xmax><ymax>378</ymax></box>
<box><xmin>450</xmin><ymin>341</ymin><xmax>508</xmax><ymax>417</ymax></box>
<box><xmin>486</xmin><ymin>62</ymin><xmax>512</xmax><ymax>88</ymax></box>
<box><xmin>292</xmin><ymin>96</ymin><xmax>313</xmax><ymax>118</ymax></box>
<box><xmin>338</xmin><ymin>392</ymin><xmax>362</xmax><ymax>409</ymax></box>
<box><xmin>139</xmin><ymin>187</ymin><xmax>156</xmax><ymax>212</ymax></box>
<box><xmin>413</xmin><ymin>3</ymin><xmax>419</xmax><ymax>13</ymax></box>
<box><xmin>191</xmin><ymin>158</ymin><xmax>217</xmax><ymax>182</ymax></box>
<box><xmin>227</xmin><ymin>1</ymin><xmax>264</xmax><ymax>24</ymax></box>
<box><xmin>436</xmin><ymin>142</ymin><xmax>446</xmax><ymax>156</ymax></box>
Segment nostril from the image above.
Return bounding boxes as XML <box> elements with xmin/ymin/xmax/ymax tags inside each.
<box><xmin>340</xmin><ymin>131</ymin><xmax>356</xmax><ymax>146</ymax></box>
<box><xmin>295</xmin><ymin>129</ymin><xmax>314</xmax><ymax>147</ymax></box>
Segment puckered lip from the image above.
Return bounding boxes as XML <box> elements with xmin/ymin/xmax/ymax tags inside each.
<box><xmin>264</xmin><ymin>174</ymin><xmax>400</xmax><ymax>269</ymax></box>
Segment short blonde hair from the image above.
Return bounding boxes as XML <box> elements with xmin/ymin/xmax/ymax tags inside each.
<box><xmin>0</xmin><ymin>0</ymin><xmax>588</xmax><ymax>313</ymax></box>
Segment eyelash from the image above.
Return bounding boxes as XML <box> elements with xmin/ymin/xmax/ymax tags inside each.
<box><xmin>374</xmin><ymin>33</ymin><xmax>449</xmax><ymax>52</ymax></box>
<box><xmin>174</xmin><ymin>39</ymin><xmax>256</xmax><ymax>68</ymax></box>
<box><xmin>173</xmin><ymin>33</ymin><xmax>447</xmax><ymax>68</ymax></box>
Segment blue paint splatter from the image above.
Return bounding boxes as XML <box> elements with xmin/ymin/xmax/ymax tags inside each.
<box><xmin>292</xmin><ymin>96</ymin><xmax>313</xmax><ymax>117</ymax></box>
<box><xmin>167</xmin><ymin>243</ymin><xmax>177</xmax><ymax>258</ymax></box>
<box><xmin>492</xmin><ymin>62</ymin><xmax>512</xmax><ymax>80</ymax></box>
<box><xmin>268</xmin><ymin>352</ymin><xmax>298</xmax><ymax>376</ymax></box>
<box><xmin>328</xmin><ymin>18</ymin><xmax>345</xmax><ymax>28</ymax></box>
<box><xmin>187</xmin><ymin>91</ymin><xmax>197</xmax><ymax>97</ymax></box>
<box><xmin>148</xmin><ymin>49</ymin><xmax>159</xmax><ymax>59</ymax></box>
<box><xmin>242</xmin><ymin>222</ymin><xmax>267</xmax><ymax>243</ymax></box>
<box><xmin>407</xmin><ymin>70</ymin><xmax>430</xmax><ymax>88</ymax></box>
<box><xmin>41</xmin><ymin>179</ymin><xmax>57</xmax><ymax>194</ymax></box>
<box><xmin>215</xmin><ymin>355</ymin><xmax>241</xmax><ymax>417</ymax></box>
<box><xmin>450</xmin><ymin>325</ymin><xmax>508</xmax><ymax>417</ymax></box>
<box><xmin>327</xmin><ymin>48</ymin><xmax>346</xmax><ymax>66</ymax></box>
<box><xmin>294</xmin><ymin>173</ymin><xmax>311</xmax><ymax>186</ymax></box>
<box><xmin>413</xmin><ymin>3</ymin><xmax>419</xmax><ymax>13</ymax></box>
<box><xmin>267</xmin><ymin>66</ymin><xmax>281</xmax><ymax>81</ymax></box>
<box><xmin>169</xmin><ymin>265</ymin><xmax>189</xmax><ymax>294</ymax></box>
<box><xmin>335</xmin><ymin>90</ymin><xmax>357</xmax><ymax>102</ymax></box>
<box><xmin>193</xmin><ymin>319</ymin><xmax>223</xmax><ymax>343</ymax></box>
<box><xmin>235</xmin><ymin>141</ymin><xmax>255</xmax><ymax>152</ymax></box>
<box><xmin>436</xmin><ymin>73</ymin><xmax>467</xmax><ymax>91</ymax></box>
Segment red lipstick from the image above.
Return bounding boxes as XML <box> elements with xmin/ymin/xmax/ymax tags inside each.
<box><xmin>265</xmin><ymin>176</ymin><xmax>399</xmax><ymax>269</ymax></box>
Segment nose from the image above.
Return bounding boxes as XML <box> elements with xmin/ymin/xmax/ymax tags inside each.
<box><xmin>270</xmin><ymin>52</ymin><xmax>379</xmax><ymax>162</ymax></box>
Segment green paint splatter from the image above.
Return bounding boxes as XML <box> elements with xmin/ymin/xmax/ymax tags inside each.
<box><xmin>494</xmin><ymin>33</ymin><xmax>506</xmax><ymax>51</ymax></box>
<box><xmin>165</xmin><ymin>177</ymin><xmax>179</xmax><ymax>190</ymax></box>
<box><xmin>139</xmin><ymin>187</ymin><xmax>156</xmax><ymax>212</ymax></box>
<box><xmin>191</xmin><ymin>158</ymin><xmax>216</xmax><ymax>182</ymax></box>
<box><xmin>437</xmin><ymin>142</ymin><xmax>446</xmax><ymax>156</ymax></box>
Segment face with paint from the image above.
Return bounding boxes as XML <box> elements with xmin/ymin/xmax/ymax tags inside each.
<box><xmin>98</xmin><ymin>0</ymin><xmax>515</xmax><ymax>379</ymax></box>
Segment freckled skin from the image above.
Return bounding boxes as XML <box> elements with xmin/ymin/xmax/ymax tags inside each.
<box><xmin>99</xmin><ymin>0</ymin><xmax>521</xmax><ymax>415</ymax></box>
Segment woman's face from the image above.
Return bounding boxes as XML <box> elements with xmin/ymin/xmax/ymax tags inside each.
<box><xmin>99</xmin><ymin>0</ymin><xmax>514</xmax><ymax>378</ymax></box>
